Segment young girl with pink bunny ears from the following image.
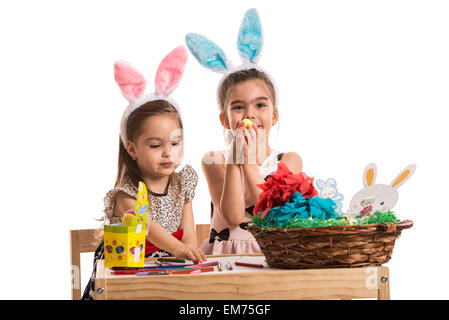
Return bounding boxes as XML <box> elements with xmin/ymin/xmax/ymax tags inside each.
<box><xmin>82</xmin><ymin>46</ymin><xmax>205</xmax><ymax>300</ymax></box>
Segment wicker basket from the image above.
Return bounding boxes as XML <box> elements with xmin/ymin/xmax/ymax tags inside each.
<box><xmin>248</xmin><ymin>220</ymin><xmax>413</xmax><ymax>269</ymax></box>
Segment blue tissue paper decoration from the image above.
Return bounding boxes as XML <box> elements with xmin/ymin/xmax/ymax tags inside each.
<box><xmin>261</xmin><ymin>192</ymin><xmax>338</xmax><ymax>228</ymax></box>
<box><xmin>185</xmin><ymin>33</ymin><xmax>229</xmax><ymax>72</ymax></box>
<box><xmin>238</xmin><ymin>8</ymin><xmax>263</xmax><ymax>63</ymax></box>
<box><xmin>309</xmin><ymin>196</ymin><xmax>338</xmax><ymax>221</ymax></box>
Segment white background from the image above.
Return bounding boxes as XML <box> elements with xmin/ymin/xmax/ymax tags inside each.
<box><xmin>0</xmin><ymin>0</ymin><xmax>448</xmax><ymax>299</ymax></box>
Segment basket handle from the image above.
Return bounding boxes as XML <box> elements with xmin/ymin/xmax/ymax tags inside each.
<box><xmin>378</xmin><ymin>222</ymin><xmax>397</xmax><ymax>233</ymax></box>
<box><xmin>396</xmin><ymin>219</ymin><xmax>413</xmax><ymax>230</ymax></box>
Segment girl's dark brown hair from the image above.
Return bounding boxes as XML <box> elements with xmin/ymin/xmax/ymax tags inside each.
<box><xmin>217</xmin><ymin>68</ymin><xmax>277</xmax><ymax>115</ymax></box>
<box><xmin>115</xmin><ymin>99</ymin><xmax>183</xmax><ymax>188</ymax></box>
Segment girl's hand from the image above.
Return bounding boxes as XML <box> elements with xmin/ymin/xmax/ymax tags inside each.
<box><xmin>242</xmin><ymin>123</ymin><xmax>259</xmax><ymax>165</ymax></box>
<box><xmin>234</xmin><ymin>120</ymin><xmax>260</xmax><ymax>165</ymax></box>
<box><xmin>172</xmin><ymin>243</ymin><xmax>206</xmax><ymax>264</ymax></box>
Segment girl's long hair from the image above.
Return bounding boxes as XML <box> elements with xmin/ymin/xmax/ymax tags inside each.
<box><xmin>94</xmin><ymin>100</ymin><xmax>182</xmax><ymax>243</ymax></box>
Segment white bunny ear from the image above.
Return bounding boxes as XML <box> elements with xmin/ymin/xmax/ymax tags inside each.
<box><xmin>326</xmin><ymin>178</ymin><xmax>337</xmax><ymax>187</ymax></box>
<box><xmin>155</xmin><ymin>46</ymin><xmax>188</xmax><ymax>96</ymax></box>
<box><xmin>316</xmin><ymin>179</ymin><xmax>326</xmax><ymax>189</ymax></box>
<box><xmin>363</xmin><ymin>163</ymin><xmax>377</xmax><ymax>187</ymax></box>
<box><xmin>391</xmin><ymin>164</ymin><xmax>416</xmax><ymax>189</ymax></box>
<box><xmin>114</xmin><ymin>61</ymin><xmax>146</xmax><ymax>102</ymax></box>
<box><xmin>237</xmin><ymin>8</ymin><xmax>263</xmax><ymax>64</ymax></box>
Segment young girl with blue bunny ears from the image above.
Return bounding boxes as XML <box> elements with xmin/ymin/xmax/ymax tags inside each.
<box><xmin>82</xmin><ymin>46</ymin><xmax>205</xmax><ymax>300</ymax></box>
<box><xmin>186</xmin><ymin>9</ymin><xmax>303</xmax><ymax>254</ymax></box>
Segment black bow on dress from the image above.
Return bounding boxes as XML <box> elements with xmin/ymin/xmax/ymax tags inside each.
<box><xmin>209</xmin><ymin>228</ymin><xmax>230</xmax><ymax>243</ymax></box>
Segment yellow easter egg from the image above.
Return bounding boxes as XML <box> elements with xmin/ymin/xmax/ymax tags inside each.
<box><xmin>242</xmin><ymin>118</ymin><xmax>253</xmax><ymax>129</ymax></box>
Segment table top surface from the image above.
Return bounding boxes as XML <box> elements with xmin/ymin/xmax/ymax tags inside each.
<box><xmin>99</xmin><ymin>254</ymin><xmax>273</xmax><ymax>279</ymax></box>
<box><xmin>96</xmin><ymin>254</ymin><xmax>384</xmax><ymax>279</ymax></box>
<box><xmin>94</xmin><ymin>254</ymin><xmax>388</xmax><ymax>300</ymax></box>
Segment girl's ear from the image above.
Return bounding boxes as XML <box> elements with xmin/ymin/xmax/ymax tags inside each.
<box><xmin>219</xmin><ymin>112</ymin><xmax>231</xmax><ymax>129</ymax></box>
<box><xmin>126</xmin><ymin>140</ymin><xmax>138</xmax><ymax>160</ymax></box>
<box><xmin>272</xmin><ymin>108</ymin><xmax>278</xmax><ymax>126</ymax></box>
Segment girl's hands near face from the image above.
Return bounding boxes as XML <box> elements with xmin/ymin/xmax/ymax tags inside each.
<box><xmin>172</xmin><ymin>243</ymin><xmax>206</xmax><ymax>264</ymax></box>
<box><xmin>242</xmin><ymin>123</ymin><xmax>259</xmax><ymax>165</ymax></box>
<box><xmin>233</xmin><ymin>120</ymin><xmax>259</xmax><ymax>165</ymax></box>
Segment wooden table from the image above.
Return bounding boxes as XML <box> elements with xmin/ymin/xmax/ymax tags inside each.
<box><xmin>94</xmin><ymin>254</ymin><xmax>390</xmax><ymax>300</ymax></box>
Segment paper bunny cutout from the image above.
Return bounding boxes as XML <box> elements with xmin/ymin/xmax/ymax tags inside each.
<box><xmin>114</xmin><ymin>46</ymin><xmax>188</xmax><ymax>145</ymax></box>
<box><xmin>185</xmin><ymin>8</ymin><xmax>266</xmax><ymax>75</ymax></box>
<box><xmin>349</xmin><ymin>163</ymin><xmax>416</xmax><ymax>216</ymax></box>
<box><xmin>316</xmin><ymin>178</ymin><xmax>344</xmax><ymax>214</ymax></box>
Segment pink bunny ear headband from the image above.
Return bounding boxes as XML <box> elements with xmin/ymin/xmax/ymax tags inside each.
<box><xmin>114</xmin><ymin>46</ymin><xmax>188</xmax><ymax>145</ymax></box>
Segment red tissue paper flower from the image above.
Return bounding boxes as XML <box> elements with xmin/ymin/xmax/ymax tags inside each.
<box><xmin>253</xmin><ymin>161</ymin><xmax>318</xmax><ymax>218</ymax></box>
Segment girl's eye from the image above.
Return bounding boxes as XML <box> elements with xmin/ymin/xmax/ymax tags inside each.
<box><xmin>256</xmin><ymin>103</ymin><xmax>266</xmax><ymax>108</ymax></box>
<box><xmin>172</xmin><ymin>142</ymin><xmax>181</xmax><ymax>146</ymax></box>
<box><xmin>232</xmin><ymin>105</ymin><xmax>244</xmax><ymax>111</ymax></box>
<box><xmin>150</xmin><ymin>145</ymin><xmax>160</xmax><ymax>149</ymax></box>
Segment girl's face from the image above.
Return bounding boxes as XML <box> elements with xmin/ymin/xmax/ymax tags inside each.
<box><xmin>220</xmin><ymin>79</ymin><xmax>277</xmax><ymax>134</ymax></box>
<box><xmin>126</xmin><ymin>115</ymin><xmax>183</xmax><ymax>179</ymax></box>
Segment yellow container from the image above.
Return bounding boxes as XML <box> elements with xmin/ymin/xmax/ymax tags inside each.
<box><xmin>104</xmin><ymin>223</ymin><xmax>146</xmax><ymax>268</ymax></box>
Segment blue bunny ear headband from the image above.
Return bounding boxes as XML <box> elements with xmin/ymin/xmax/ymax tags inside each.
<box><xmin>185</xmin><ymin>8</ymin><xmax>278</xmax><ymax>103</ymax></box>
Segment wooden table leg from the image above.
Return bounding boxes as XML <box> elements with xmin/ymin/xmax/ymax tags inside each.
<box><xmin>378</xmin><ymin>267</ymin><xmax>390</xmax><ymax>300</ymax></box>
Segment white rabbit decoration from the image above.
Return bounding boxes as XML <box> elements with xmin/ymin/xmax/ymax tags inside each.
<box><xmin>349</xmin><ymin>163</ymin><xmax>416</xmax><ymax>217</ymax></box>
<box><xmin>316</xmin><ymin>178</ymin><xmax>344</xmax><ymax>214</ymax></box>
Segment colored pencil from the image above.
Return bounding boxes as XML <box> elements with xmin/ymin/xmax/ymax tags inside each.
<box><xmin>135</xmin><ymin>270</ymin><xmax>170</xmax><ymax>276</ymax></box>
<box><xmin>235</xmin><ymin>261</ymin><xmax>264</xmax><ymax>268</ymax></box>
<box><xmin>111</xmin><ymin>265</ymin><xmax>215</xmax><ymax>276</ymax></box>
<box><xmin>170</xmin><ymin>267</ymin><xmax>214</xmax><ymax>275</ymax></box>
<box><xmin>111</xmin><ymin>264</ymin><xmax>193</xmax><ymax>271</ymax></box>
<box><xmin>157</xmin><ymin>258</ymin><xmax>186</xmax><ymax>263</ymax></box>
<box><xmin>185</xmin><ymin>261</ymin><xmax>218</xmax><ymax>269</ymax></box>
<box><xmin>112</xmin><ymin>269</ymin><xmax>171</xmax><ymax>275</ymax></box>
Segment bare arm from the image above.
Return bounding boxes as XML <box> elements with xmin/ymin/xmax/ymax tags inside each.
<box><xmin>242</xmin><ymin>152</ymin><xmax>304</xmax><ymax>205</ymax></box>
<box><xmin>112</xmin><ymin>191</ymin><xmax>136</xmax><ymax>219</ymax></box>
<box><xmin>241</xmin><ymin>164</ymin><xmax>265</xmax><ymax>206</ymax></box>
<box><xmin>220</xmin><ymin>164</ymin><xmax>246</xmax><ymax>226</ymax></box>
<box><xmin>281</xmin><ymin>152</ymin><xmax>303</xmax><ymax>174</ymax></box>
<box><xmin>202</xmin><ymin>151</ymin><xmax>245</xmax><ymax>227</ymax></box>
<box><xmin>179</xmin><ymin>201</ymin><xmax>197</xmax><ymax>246</ymax></box>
